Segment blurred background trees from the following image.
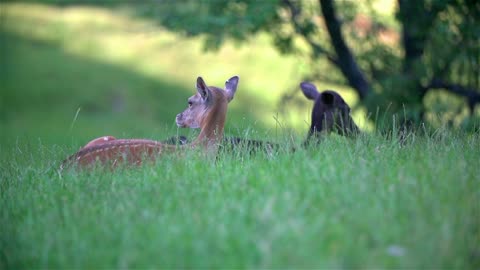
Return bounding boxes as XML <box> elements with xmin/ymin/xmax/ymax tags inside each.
<box><xmin>1</xmin><ymin>0</ymin><xmax>479</xmax><ymax>138</ymax></box>
<box><xmin>137</xmin><ymin>0</ymin><xmax>480</xmax><ymax>131</ymax></box>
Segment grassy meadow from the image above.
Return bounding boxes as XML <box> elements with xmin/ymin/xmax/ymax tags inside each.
<box><xmin>1</xmin><ymin>2</ymin><xmax>479</xmax><ymax>269</ymax></box>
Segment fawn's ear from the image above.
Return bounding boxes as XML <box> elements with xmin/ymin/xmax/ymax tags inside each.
<box><xmin>224</xmin><ymin>76</ymin><xmax>239</xmax><ymax>102</ymax></box>
<box><xmin>320</xmin><ymin>92</ymin><xmax>335</xmax><ymax>105</ymax></box>
<box><xmin>196</xmin><ymin>76</ymin><xmax>210</xmax><ymax>100</ymax></box>
<box><xmin>300</xmin><ymin>82</ymin><xmax>320</xmax><ymax>100</ymax></box>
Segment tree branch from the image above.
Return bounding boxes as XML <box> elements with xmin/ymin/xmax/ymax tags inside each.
<box><xmin>427</xmin><ymin>78</ymin><xmax>480</xmax><ymax>113</ymax></box>
<box><xmin>282</xmin><ymin>0</ymin><xmax>338</xmax><ymax>65</ymax></box>
<box><xmin>319</xmin><ymin>0</ymin><xmax>371</xmax><ymax>99</ymax></box>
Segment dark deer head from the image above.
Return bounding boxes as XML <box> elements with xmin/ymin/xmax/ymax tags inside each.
<box><xmin>300</xmin><ymin>81</ymin><xmax>359</xmax><ymax>144</ymax></box>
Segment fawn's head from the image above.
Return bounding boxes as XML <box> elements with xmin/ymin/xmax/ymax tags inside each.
<box><xmin>176</xmin><ymin>76</ymin><xmax>239</xmax><ymax>129</ymax></box>
<box><xmin>300</xmin><ymin>81</ymin><xmax>358</xmax><ymax>136</ymax></box>
<box><xmin>301</xmin><ymin>82</ymin><xmax>351</xmax><ymax>113</ymax></box>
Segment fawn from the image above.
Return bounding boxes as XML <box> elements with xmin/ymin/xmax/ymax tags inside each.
<box><xmin>300</xmin><ymin>81</ymin><xmax>359</xmax><ymax>144</ymax></box>
<box><xmin>60</xmin><ymin>75</ymin><xmax>239</xmax><ymax>170</ymax></box>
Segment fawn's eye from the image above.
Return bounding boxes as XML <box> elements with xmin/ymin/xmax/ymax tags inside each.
<box><xmin>188</xmin><ymin>101</ymin><xmax>193</xmax><ymax>107</ymax></box>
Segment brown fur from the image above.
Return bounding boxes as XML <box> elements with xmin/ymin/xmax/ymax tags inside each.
<box><xmin>300</xmin><ymin>81</ymin><xmax>359</xmax><ymax>144</ymax></box>
<box><xmin>60</xmin><ymin>76</ymin><xmax>239</xmax><ymax>170</ymax></box>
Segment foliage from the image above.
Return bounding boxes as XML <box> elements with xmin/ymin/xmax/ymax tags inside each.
<box><xmin>135</xmin><ymin>0</ymin><xmax>480</xmax><ymax>130</ymax></box>
<box><xmin>132</xmin><ymin>1</ymin><xmax>281</xmax><ymax>50</ymax></box>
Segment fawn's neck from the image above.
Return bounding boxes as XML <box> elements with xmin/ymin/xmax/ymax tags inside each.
<box><xmin>194</xmin><ymin>101</ymin><xmax>227</xmax><ymax>150</ymax></box>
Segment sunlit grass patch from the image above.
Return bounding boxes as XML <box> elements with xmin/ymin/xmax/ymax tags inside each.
<box><xmin>1</xmin><ymin>2</ymin><xmax>317</xmax><ymax>131</ymax></box>
<box><xmin>1</xmin><ymin>1</ymin><xmax>374</xmax><ymax>135</ymax></box>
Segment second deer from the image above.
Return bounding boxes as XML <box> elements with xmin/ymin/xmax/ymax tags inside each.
<box><xmin>60</xmin><ymin>75</ymin><xmax>239</xmax><ymax>170</ymax></box>
<box><xmin>300</xmin><ymin>81</ymin><xmax>359</xmax><ymax>144</ymax></box>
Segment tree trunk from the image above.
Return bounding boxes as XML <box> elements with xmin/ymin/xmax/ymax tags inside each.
<box><xmin>319</xmin><ymin>0</ymin><xmax>371</xmax><ymax>100</ymax></box>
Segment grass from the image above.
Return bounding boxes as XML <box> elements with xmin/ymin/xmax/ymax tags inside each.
<box><xmin>1</xmin><ymin>132</ymin><xmax>479</xmax><ymax>268</ymax></box>
<box><xmin>1</xmin><ymin>2</ymin><xmax>479</xmax><ymax>269</ymax></box>
<box><xmin>0</xmin><ymin>2</ymin><xmax>317</xmax><ymax>132</ymax></box>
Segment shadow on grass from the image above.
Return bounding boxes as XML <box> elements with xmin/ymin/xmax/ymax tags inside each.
<box><xmin>0</xmin><ymin>30</ymin><xmax>274</xmax><ymax>148</ymax></box>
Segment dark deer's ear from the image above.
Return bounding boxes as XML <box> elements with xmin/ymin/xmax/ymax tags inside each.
<box><xmin>300</xmin><ymin>82</ymin><xmax>320</xmax><ymax>100</ymax></box>
<box><xmin>225</xmin><ymin>76</ymin><xmax>239</xmax><ymax>102</ymax></box>
<box><xmin>196</xmin><ymin>76</ymin><xmax>210</xmax><ymax>100</ymax></box>
<box><xmin>320</xmin><ymin>92</ymin><xmax>335</xmax><ymax>105</ymax></box>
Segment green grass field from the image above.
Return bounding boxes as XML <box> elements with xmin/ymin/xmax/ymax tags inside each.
<box><xmin>2</xmin><ymin>132</ymin><xmax>479</xmax><ymax>268</ymax></box>
<box><xmin>1</xmin><ymin>2</ymin><xmax>479</xmax><ymax>269</ymax></box>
